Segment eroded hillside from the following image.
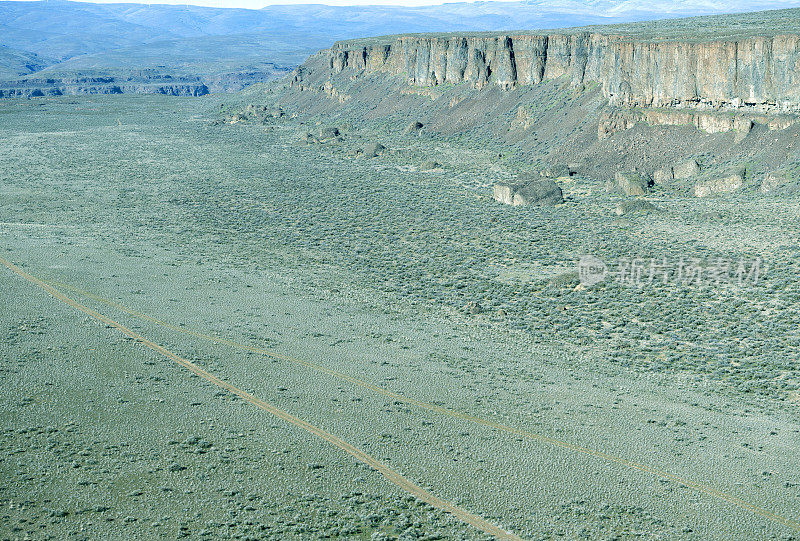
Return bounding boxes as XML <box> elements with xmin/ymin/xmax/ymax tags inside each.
<box><xmin>266</xmin><ymin>9</ymin><xmax>800</xmax><ymax>190</ymax></box>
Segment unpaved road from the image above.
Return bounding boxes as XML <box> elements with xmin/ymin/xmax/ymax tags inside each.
<box><xmin>3</xmin><ymin>239</ymin><xmax>799</xmax><ymax>539</ymax></box>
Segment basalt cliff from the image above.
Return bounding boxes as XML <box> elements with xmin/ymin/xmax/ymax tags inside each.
<box><xmin>0</xmin><ymin>65</ymin><xmax>291</xmax><ymax>99</ymax></box>
<box><xmin>316</xmin><ymin>32</ymin><xmax>800</xmax><ymax>114</ymax></box>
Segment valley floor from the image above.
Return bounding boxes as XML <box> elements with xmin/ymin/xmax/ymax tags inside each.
<box><xmin>1</xmin><ymin>95</ymin><xmax>799</xmax><ymax>540</ymax></box>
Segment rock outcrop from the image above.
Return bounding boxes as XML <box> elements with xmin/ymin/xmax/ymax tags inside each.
<box><xmin>598</xmin><ymin>106</ymin><xmax>798</xmax><ymax>140</ymax></box>
<box><xmin>0</xmin><ymin>65</ymin><xmax>291</xmax><ymax>98</ymax></box>
<box><xmin>315</xmin><ymin>32</ymin><xmax>800</xmax><ymax>114</ymax></box>
<box><xmin>0</xmin><ymin>75</ymin><xmax>209</xmax><ymax>98</ymax></box>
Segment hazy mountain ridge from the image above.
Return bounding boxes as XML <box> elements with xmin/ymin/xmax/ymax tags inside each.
<box><xmin>2</xmin><ymin>0</ymin><xmax>800</xmax><ymax>96</ymax></box>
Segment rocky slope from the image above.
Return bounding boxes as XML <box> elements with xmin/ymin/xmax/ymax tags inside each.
<box><xmin>249</xmin><ymin>9</ymin><xmax>800</xmax><ymax>193</ymax></box>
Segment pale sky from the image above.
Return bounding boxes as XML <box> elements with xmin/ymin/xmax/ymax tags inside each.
<box><xmin>45</xmin><ymin>0</ymin><xmax>478</xmax><ymax>7</ymax></box>
<box><xmin>21</xmin><ymin>0</ymin><xmax>795</xmax><ymax>12</ymax></box>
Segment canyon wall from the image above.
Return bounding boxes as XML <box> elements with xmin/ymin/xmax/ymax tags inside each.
<box><xmin>0</xmin><ymin>65</ymin><xmax>292</xmax><ymax>99</ymax></box>
<box><xmin>320</xmin><ymin>33</ymin><xmax>800</xmax><ymax>113</ymax></box>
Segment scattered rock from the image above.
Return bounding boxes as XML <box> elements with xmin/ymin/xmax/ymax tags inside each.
<box><xmin>673</xmin><ymin>160</ymin><xmax>701</xmax><ymax>179</ymax></box>
<box><xmin>493</xmin><ymin>177</ymin><xmax>563</xmax><ymax>206</ymax></box>
<box><xmin>598</xmin><ymin>108</ymin><xmax>640</xmax><ymax>140</ymax></box>
<box><xmin>228</xmin><ymin>104</ymin><xmax>285</xmax><ymax>124</ymax></box>
<box><xmin>759</xmin><ymin>172</ymin><xmax>800</xmax><ymax>194</ymax></box>
<box><xmin>615</xmin><ymin>199</ymin><xmax>660</xmax><ymax>215</ymax></box>
<box><xmin>403</xmin><ymin>121</ymin><xmax>424</xmax><ymax>135</ymax></box>
<box><xmin>613</xmin><ymin>171</ymin><xmax>651</xmax><ymax>196</ymax></box>
<box><xmin>318</xmin><ymin>127</ymin><xmax>341</xmax><ymax>140</ymax></box>
<box><xmin>363</xmin><ymin>142</ymin><xmax>386</xmax><ymax>157</ymax></box>
<box><xmin>464</xmin><ymin>301</ymin><xmax>483</xmax><ymax>315</ymax></box>
<box><xmin>419</xmin><ymin>160</ymin><xmax>442</xmax><ymax>171</ymax></box>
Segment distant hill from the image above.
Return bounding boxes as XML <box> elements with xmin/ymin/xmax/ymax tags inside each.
<box><xmin>0</xmin><ymin>45</ymin><xmax>54</xmax><ymax>79</ymax></box>
<box><xmin>2</xmin><ymin>0</ymin><xmax>800</xmax><ymax>96</ymax></box>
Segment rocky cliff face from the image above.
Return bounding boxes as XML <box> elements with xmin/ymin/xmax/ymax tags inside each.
<box><xmin>0</xmin><ymin>78</ymin><xmax>210</xmax><ymax>98</ymax></box>
<box><xmin>0</xmin><ymin>65</ymin><xmax>292</xmax><ymax>98</ymax></box>
<box><xmin>318</xmin><ymin>32</ymin><xmax>800</xmax><ymax>113</ymax></box>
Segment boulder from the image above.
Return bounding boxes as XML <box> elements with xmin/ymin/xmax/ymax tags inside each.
<box><xmin>514</xmin><ymin>180</ymin><xmax>563</xmax><ymax>206</ymax></box>
<box><xmin>404</xmin><ymin>121</ymin><xmax>424</xmax><ymax>134</ymax></box>
<box><xmin>493</xmin><ymin>178</ymin><xmax>563</xmax><ymax>206</ymax></box>
<box><xmin>673</xmin><ymin>160</ymin><xmax>701</xmax><ymax>179</ymax></box>
<box><xmin>464</xmin><ymin>301</ymin><xmax>483</xmax><ymax>315</ymax></box>
<box><xmin>419</xmin><ymin>160</ymin><xmax>442</xmax><ymax>171</ymax></box>
<box><xmin>318</xmin><ymin>126</ymin><xmax>341</xmax><ymax>140</ymax></box>
<box><xmin>542</xmin><ymin>164</ymin><xmax>575</xmax><ymax>178</ymax></box>
<box><xmin>733</xmin><ymin>117</ymin><xmax>753</xmax><ymax>143</ymax></box>
<box><xmin>615</xmin><ymin>199</ymin><xmax>660</xmax><ymax>215</ymax></box>
<box><xmin>493</xmin><ymin>184</ymin><xmax>515</xmax><ymax>205</ymax></box>
<box><xmin>694</xmin><ymin>173</ymin><xmax>744</xmax><ymax>197</ymax></box>
<box><xmin>653</xmin><ymin>167</ymin><xmax>674</xmax><ymax>185</ymax></box>
<box><xmin>728</xmin><ymin>165</ymin><xmax>747</xmax><ymax>178</ymax></box>
<box><xmin>613</xmin><ymin>171</ymin><xmax>651</xmax><ymax>196</ymax></box>
<box><xmin>363</xmin><ymin>142</ymin><xmax>386</xmax><ymax>157</ymax></box>
<box><xmin>760</xmin><ymin>172</ymin><xmax>800</xmax><ymax>194</ymax></box>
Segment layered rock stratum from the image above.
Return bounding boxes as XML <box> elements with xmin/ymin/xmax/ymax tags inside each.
<box><xmin>0</xmin><ymin>66</ymin><xmax>290</xmax><ymax>98</ymax></box>
<box><xmin>301</xmin><ymin>9</ymin><xmax>800</xmax><ymax>115</ymax></box>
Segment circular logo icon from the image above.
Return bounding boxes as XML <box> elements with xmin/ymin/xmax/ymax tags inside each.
<box><xmin>578</xmin><ymin>255</ymin><xmax>607</xmax><ymax>286</ymax></box>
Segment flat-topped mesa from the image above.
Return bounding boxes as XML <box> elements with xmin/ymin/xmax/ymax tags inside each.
<box><xmin>322</xmin><ymin>33</ymin><xmax>800</xmax><ymax>113</ymax></box>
